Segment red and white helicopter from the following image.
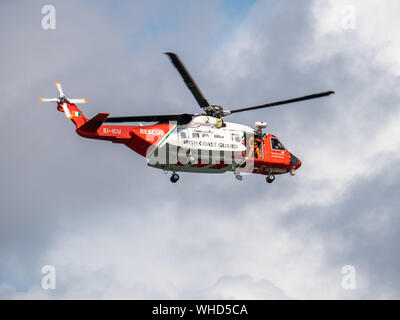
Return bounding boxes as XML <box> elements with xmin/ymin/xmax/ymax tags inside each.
<box><xmin>41</xmin><ymin>52</ymin><xmax>334</xmax><ymax>183</ymax></box>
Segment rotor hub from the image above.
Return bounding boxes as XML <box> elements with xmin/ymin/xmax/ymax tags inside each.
<box><xmin>204</xmin><ymin>105</ymin><xmax>224</xmax><ymax>117</ymax></box>
<box><xmin>59</xmin><ymin>96</ymin><xmax>67</xmax><ymax>104</ymax></box>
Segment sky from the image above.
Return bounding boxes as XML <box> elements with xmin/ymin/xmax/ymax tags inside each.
<box><xmin>0</xmin><ymin>0</ymin><xmax>400</xmax><ymax>299</ymax></box>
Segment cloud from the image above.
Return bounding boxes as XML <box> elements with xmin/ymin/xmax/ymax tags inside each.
<box><xmin>1</xmin><ymin>0</ymin><xmax>400</xmax><ymax>300</ymax></box>
<box><xmin>208</xmin><ymin>274</ymin><xmax>288</xmax><ymax>300</ymax></box>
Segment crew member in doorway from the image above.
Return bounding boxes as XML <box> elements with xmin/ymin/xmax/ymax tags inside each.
<box><xmin>247</xmin><ymin>134</ymin><xmax>262</xmax><ymax>158</ymax></box>
<box><xmin>254</xmin><ymin>134</ymin><xmax>262</xmax><ymax>158</ymax></box>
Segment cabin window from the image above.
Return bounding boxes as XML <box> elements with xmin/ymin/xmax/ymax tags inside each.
<box><xmin>180</xmin><ymin>132</ymin><xmax>187</xmax><ymax>139</ymax></box>
<box><xmin>232</xmin><ymin>134</ymin><xmax>241</xmax><ymax>142</ymax></box>
<box><xmin>202</xmin><ymin>133</ymin><xmax>209</xmax><ymax>138</ymax></box>
<box><xmin>271</xmin><ymin>138</ymin><xmax>285</xmax><ymax>151</ymax></box>
<box><xmin>214</xmin><ymin>134</ymin><xmax>223</xmax><ymax>139</ymax></box>
<box><xmin>192</xmin><ymin>132</ymin><xmax>199</xmax><ymax>138</ymax></box>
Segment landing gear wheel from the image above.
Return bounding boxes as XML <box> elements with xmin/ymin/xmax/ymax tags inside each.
<box><xmin>266</xmin><ymin>174</ymin><xmax>275</xmax><ymax>183</ymax></box>
<box><xmin>170</xmin><ymin>173</ymin><xmax>180</xmax><ymax>183</ymax></box>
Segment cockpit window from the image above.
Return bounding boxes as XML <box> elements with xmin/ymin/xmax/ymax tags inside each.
<box><xmin>271</xmin><ymin>138</ymin><xmax>285</xmax><ymax>151</ymax></box>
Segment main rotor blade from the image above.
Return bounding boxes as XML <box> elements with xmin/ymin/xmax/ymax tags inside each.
<box><xmin>40</xmin><ymin>98</ymin><xmax>59</xmax><ymax>102</ymax></box>
<box><xmin>105</xmin><ymin>113</ymin><xmax>193</xmax><ymax>124</ymax></box>
<box><xmin>228</xmin><ymin>91</ymin><xmax>335</xmax><ymax>114</ymax></box>
<box><xmin>165</xmin><ymin>52</ymin><xmax>210</xmax><ymax>108</ymax></box>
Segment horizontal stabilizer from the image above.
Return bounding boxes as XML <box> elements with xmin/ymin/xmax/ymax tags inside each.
<box><xmin>79</xmin><ymin>113</ymin><xmax>109</xmax><ymax>133</ymax></box>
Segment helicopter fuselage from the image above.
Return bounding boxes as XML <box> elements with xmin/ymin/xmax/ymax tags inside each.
<box><xmin>75</xmin><ymin>113</ymin><xmax>301</xmax><ymax>178</ymax></box>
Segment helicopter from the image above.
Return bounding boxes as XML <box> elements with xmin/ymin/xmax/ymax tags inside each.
<box><xmin>40</xmin><ymin>52</ymin><xmax>334</xmax><ymax>183</ymax></box>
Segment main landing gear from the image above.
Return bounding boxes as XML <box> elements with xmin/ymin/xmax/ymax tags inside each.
<box><xmin>235</xmin><ymin>174</ymin><xmax>243</xmax><ymax>181</ymax></box>
<box><xmin>170</xmin><ymin>173</ymin><xmax>180</xmax><ymax>183</ymax></box>
<box><xmin>266</xmin><ymin>173</ymin><xmax>275</xmax><ymax>184</ymax></box>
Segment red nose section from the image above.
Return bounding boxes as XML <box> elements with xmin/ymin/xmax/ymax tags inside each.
<box><xmin>289</xmin><ymin>153</ymin><xmax>301</xmax><ymax>169</ymax></box>
<box><xmin>296</xmin><ymin>158</ymin><xmax>302</xmax><ymax>169</ymax></box>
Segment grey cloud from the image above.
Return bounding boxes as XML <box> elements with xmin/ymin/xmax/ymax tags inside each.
<box><xmin>1</xmin><ymin>0</ymin><xmax>400</xmax><ymax>299</ymax></box>
<box><xmin>209</xmin><ymin>274</ymin><xmax>288</xmax><ymax>300</ymax></box>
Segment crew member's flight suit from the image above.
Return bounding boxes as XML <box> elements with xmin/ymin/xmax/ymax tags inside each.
<box><xmin>248</xmin><ymin>135</ymin><xmax>262</xmax><ymax>158</ymax></box>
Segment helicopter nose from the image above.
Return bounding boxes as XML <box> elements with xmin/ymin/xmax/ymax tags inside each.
<box><xmin>296</xmin><ymin>158</ymin><xmax>302</xmax><ymax>169</ymax></box>
<box><xmin>290</xmin><ymin>153</ymin><xmax>301</xmax><ymax>169</ymax></box>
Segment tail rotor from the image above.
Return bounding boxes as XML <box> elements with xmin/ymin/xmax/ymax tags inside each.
<box><xmin>40</xmin><ymin>81</ymin><xmax>87</xmax><ymax>119</ymax></box>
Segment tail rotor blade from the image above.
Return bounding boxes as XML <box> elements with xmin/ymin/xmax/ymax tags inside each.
<box><xmin>68</xmin><ymin>98</ymin><xmax>87</xmax><ymax>104</ymax></box>
<box><xmin>40</xmin><ymin>98</ymin><xmax>59</xmax><ymax>102</ymax></box>
<box><xmin>62</xmin><ymin>102</ymin><xmax>72</xmax><ymax>119</ymax></box>
<box><xmin>55</xmin><ymin>81</ymin><xmax>65</xmax><ymax>97</ymax></box>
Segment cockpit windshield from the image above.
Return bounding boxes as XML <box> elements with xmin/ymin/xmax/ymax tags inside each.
<box><xmin>271</xmin><ymin>137</ymin><xmax>285</xmax><ymax>151</ymax></box>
